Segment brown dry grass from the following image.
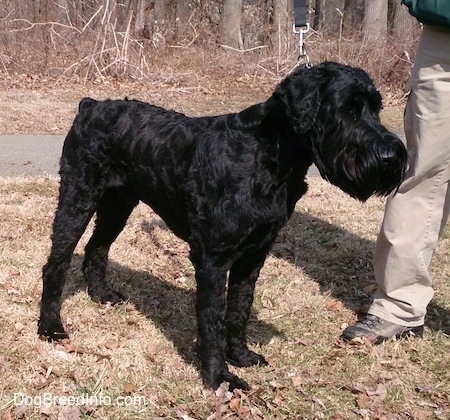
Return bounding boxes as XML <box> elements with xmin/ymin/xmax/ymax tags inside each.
<box><xmin>0</xmin><ymin>175</ymin><xmax>449</xmax><ymax>419</ymax></box>
<box><xmin>0</xmin><ymin>55</ymin><xmax>447</xmax><ymax>418</ymax></box>
<box><xmin>0</xmin><ymin>70</ymin><xmax>274</xmax><ymax>135</ymax></box>
<box><xmin>0</xmin><ymin>73</ymin><xmax>404</xmax><ymax>136</ymax></box>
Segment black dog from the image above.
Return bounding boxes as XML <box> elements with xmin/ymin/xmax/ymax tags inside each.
<box><xmin>38</xmin><ymin>62</ymin><xmax>407</xmax><ymax>390</ymax></box>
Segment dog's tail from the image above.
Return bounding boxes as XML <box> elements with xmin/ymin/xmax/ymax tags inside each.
<box><xmin>61</xmin><ymin>98</ymin><xmax>100</xmax><ymax>162</ymax></box>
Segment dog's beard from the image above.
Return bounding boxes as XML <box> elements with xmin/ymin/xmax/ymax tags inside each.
<box><xmin>312</xmin><ymin>120</ymin><xmax>408</xmax><ymax>202</ymax></box>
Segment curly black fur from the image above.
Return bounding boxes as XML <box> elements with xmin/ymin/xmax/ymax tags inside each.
<box><xmin>38</xmin><ymin>62</ymin><xmax>407</xmax><ymax>390</ymax></box>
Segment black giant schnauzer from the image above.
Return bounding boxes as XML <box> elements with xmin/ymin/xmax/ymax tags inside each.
<box><xmin>38</xmin><ymin>62</ymin><xmax>407</xmax><ymax>390</ymax></box>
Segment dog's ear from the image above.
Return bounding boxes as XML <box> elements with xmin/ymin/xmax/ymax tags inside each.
<box><xmin>78</xmin><ymin>97</ymin><xmax>97</xmax><ymax>114</ymax></box>
<box><xmin>273</xmin><ymin>67</ymin><xmax>321</xmax><ymax>133</ymax></box>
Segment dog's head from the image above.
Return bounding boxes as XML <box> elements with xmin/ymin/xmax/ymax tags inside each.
<box><xmin>274</xmin><ymin>62</ymin><xmax>408</xmax><ymax>202</ymax></box>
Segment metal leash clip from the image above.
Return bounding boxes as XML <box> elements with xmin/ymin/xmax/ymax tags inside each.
<box><xmin>293</xmin><ymin>23</ymin><xmax>311</xmax><ymax>68</ymax></box>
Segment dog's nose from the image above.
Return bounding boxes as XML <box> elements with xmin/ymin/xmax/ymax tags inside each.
<box><xmin>379</xmin><ymin>133</ymin><xmax>404</xmax><ymax>162</ymax></box>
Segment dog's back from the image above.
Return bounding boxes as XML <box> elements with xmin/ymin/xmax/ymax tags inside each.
<box><xmin>61</xmin><ymin>97</ymin><xmax>282</xmax><ymax>241</ymax></box>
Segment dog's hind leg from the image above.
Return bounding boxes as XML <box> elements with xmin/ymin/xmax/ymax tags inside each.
<box><xmin>225</xmin><ymin>247</ymin><xmax>270</xmax><ymax>368</ymax></box>
<box><xmin>39</xmin><ymin>182</ymin><xmax>97</xmax><ymax>340</ymax></box>
<box><xmin>82</xmin><ymin>188</ymin><xmax>138</xmax><ymax>304</ymax></box>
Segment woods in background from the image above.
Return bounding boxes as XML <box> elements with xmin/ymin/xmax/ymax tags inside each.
<box><xmin>0</xmin><ymin>0</ymin><xmax>420</xmax><ymax>89</ymax></box>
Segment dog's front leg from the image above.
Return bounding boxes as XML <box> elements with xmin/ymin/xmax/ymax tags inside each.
<box><xmin>226</xmin><ymin>249</ymin><xmax>270</xmax><ymax>368</ymax></box>
<box><xmin>194</xmin><ymin>259</ymin><xmax>250</xmax><ymax>390</ymax></box>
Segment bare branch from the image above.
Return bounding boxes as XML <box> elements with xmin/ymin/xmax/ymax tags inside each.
<box><xmin>11</xmin><ymin>18</ymin><xmax>81</xmax><ymax>33</ymax></box>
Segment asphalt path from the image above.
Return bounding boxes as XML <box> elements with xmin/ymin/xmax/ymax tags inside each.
<box><xmin>0</xmin><ymin>135</ymin><xmax>64</xmax><ymax>177</ymax></box>
<box><xmin>0</xmin><ymin>135</ymin><xmax>321</xmax><ymax>177</ymax></box>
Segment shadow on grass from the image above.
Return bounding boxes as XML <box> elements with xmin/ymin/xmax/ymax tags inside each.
<box><xmin>59</xmin><ymin>207</ymin><xmax>449</xmax><ymax>370</ymax></box>
<box><xmin>62</xmin><ymin>254</ymin><xmax>283</xmax><ymax>370</ymax></box>
<box><xmin>272</xmin><ymin>210</ymin><xmax>450</xmax><ymax>336</ymax></box>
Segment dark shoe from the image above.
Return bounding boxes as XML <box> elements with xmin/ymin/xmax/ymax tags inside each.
<box><xmin>342</xmin><ymin>314</ymin><xmax>423</xmax><ymax>344</ymax></box>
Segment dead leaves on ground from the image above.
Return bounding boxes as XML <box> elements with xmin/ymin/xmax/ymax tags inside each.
<box><xmin>211</xmin><ymin>382</ymin><xmax>265</xmax><ymax>419</ymax></box>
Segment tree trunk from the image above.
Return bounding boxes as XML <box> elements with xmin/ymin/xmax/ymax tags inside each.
<box><xmin>137</xmin><ymin>0</ymin><xmax>168</xmax><ymax>45</ymax></box>
<box><xmin>135</xmin><ymin>0</ymin><xmax>147</xmax><ymax>36</ymax></box>
<box><xmin>175</xmin><ymin>2</ymin><xmax>193</xmax><ymax>40</ymax></box>
<box><xmin>313</xmin><ymin>0</ymin><xmax>323</xmax><ymax>30</ymax></box>
<box><xmin>391</xmin><ymin>0</ymin><xmax>414</xmax><ymax>50</ymax></box>
<box><xmin>363</xmin><ymin>0</ymin><xmax>388</xmax><ymax>44</ymax></box>
<box><xmin>219</xmin><ymin>0</ymin><xmax>243</xmax><ymax>49</ymax></box>
<box><xmin>343</xmin><ymin>0</ymin><xmax>364</xmax><ymax>33</ymax></box>
<box><xmin>271</xmin><ymin>0</ymin><xmax>290</xmax><ymax>51</ymax></box>
<box><xmin>323</xmin><ymin>0</ymin><xmax>344</xmax><ymax>33</ymax></box>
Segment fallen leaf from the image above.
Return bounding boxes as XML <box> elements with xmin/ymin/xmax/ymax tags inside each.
<box><xmin>215</xmin><ymin>381</ymin><xmax>233</xmax><ymax>403</ymax></box>
<box><xmin>326</xmin><ymin>349</ymin><xmax>346</xmax><ymax>360</ymax></box>
<box><xmin>58</xmin><ymin>405</ymin><xmax>81</xmax><ymax>420</ymax></box>
<box><xmin>351</xmin><ymin>382</ymin><xmax>366</xmax><ymax>394</ymax></box>
<box><xmin>126</xmin><ymin>317</ymin><xmax>139</xmax><ymax>325</ymax></box>
<box><xmin>366</xmin><ymin>383</ymin><xmax>387</xmax><ymax>402</ymax></box>
<box><xmin>34</xmin><ymin>376</ymin><xmax>53</xmax><ymax>389</ymax></box>
<box><xmin>326</xmin><ymin>298</ymin><xmax>344</xmax><ymax>313</ymax></box>
<box><xmin>124</xmin><ymin>382</ymin><xmax>137</xmax><ymax>394</ymax></box>
<box><xmin>40</xmin><ymin>405</ymin><xmax>53</xmax><ymax>416</ymax></box>
<box><xmin>356</xmin><ymin>394</ymin><xmax>371</xmax><ymax>409</ymax></box>
<box><xmin>93</xmin><ymin>350</ymin><xmax>111</xmax><ymax>361</ymax></box>
<box><xmin>348</xmin><ymin>336</ymin><xmax>372</xmax><ymax>346</ymax></box>
<box><xmin>53</xmin><ymin>349</ymin><xmax>72</xmax><ymax>361</ymax></box>
<box><xmin>62</xmin><ymin>343</ymin><xmax>84</xmax><ymax>354</ymax></box>
<box><xmin>103</xmin><ymin>339</ymin><xmax>119</xmax><ymax>350</ymax></box>
<box><xmin>412</xmin><ymin>409</ymin><xmax>433</xmax><ymax>420</ymax></box>
<box><xmin>41</xmin><ymin>361</ymin><xmax>63</xmax><ymax>377</ymax></box>
<box><xmin>236</xmin><ymin>406</ymin><xmax>251</xmax><ymax>417</ymax></box>
<box><xmin>13</xmin><ymin>402</ymin><xmax>29</xmax><ymax>418</ymax></box>
<box><xmin>269</xmin><ymin>380</ymin><xmax>285</xmax><ymax>389</ymax></box>
<box><xmin>146</xmin><ymin>343</ymin><xmax>158</xmax><ymax>360</ymax></box>
<box><xmin>1</xmin><ymin>410</ymin><xmax>13</xmax><ymax>420</ymax></box>
<box><xmin>291</xmin><ymin>376</ymin><xmax>303</xmax><ymax>388</ymax></box>
<box><xmin>229</xmin><ymin>396</ymin><xmax>241</xmax><ymax>411</ymax></box>
<box><xmin>415</xmin><ymin>384</ymin><xmax>433</xmax><ymax>394</ymax></box>
<box><xmin>14</xmin><ymin>322</ymin><xmax>25</xmax><ymax>333</ymax></box>
<box><xmin>296</xmin><ymin>338</ymin><xmax>312</xmax><ymax>346</ymax></box>
<box><xmin>272</xmin><ymin>390</ymin><xmax>286</xmax><ymax>407</ymax></box>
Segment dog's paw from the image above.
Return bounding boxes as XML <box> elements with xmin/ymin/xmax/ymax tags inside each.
<box><xmin>37</xmin><ymin>318</ymin><xmax>69</xmax><ymax>341</ymax></box>
<box><xmin>227</xmin><ymin>347</ymin><xmax>268</xmax><ymax>368</ymax></box>
<box><xmin>203</xmin><ymin>369</ymin><xmax>250</xmax><ymax>391</ymax></box>
<box><xmin>88</xmin><ymin>287</ymin><xmax>125</xmax><ymax>305</ymax></box>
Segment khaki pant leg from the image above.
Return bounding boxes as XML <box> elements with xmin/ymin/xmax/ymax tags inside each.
<box><xmin>368</xmin><ymin>26</ymin><xmax>450</xmax><ymax>327</ymax></box>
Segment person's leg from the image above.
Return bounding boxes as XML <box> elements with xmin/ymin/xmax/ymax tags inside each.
<box><xmin>343</xmin><ymin>26</ymin><xmax>450</xmax><ymax>342</ymax></box>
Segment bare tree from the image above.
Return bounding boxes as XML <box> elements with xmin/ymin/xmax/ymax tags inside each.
<box><xmin>313</xmin><ymin>0</ymin><xmax>323</xmax><ymax>30</ymax></box>
<box><xmin>219</xmin><ymin>0</ymin><xmax>243</xmax><ymax>49</ymax></box>
<box><xmin>363</xmin><ymin>0</ymin><xmax>388</xmax><ymax>43</ymax></box>
<box><xmin>175</xmin><ymin>2</ymin><xmax>193</xmax><ymax>40</ymax></box>
<box><xmin>343</xmin><ymin>0</ymin><xmax>364</xmax><ymax>33</ymax></box>
<box><xmin>135</xmin><ymin>0</ymin><xmax>148</xmax><ymax>36</ymax></box>
<box><xmin>391</xmin><ymin>0</ymin><xmax>415</xmax><ymax>50</ymax></box>
<box><xmin>271</xmin><ymin>0</ymin><xmax>290</xmax><ymax>51</ymax></box>
<box><xmin>323</xmin><ymin>0</ymin><xmax>344</xmax><ymax>32</ymax></box>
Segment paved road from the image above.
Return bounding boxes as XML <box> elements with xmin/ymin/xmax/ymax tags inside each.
<box><xmin>0</xmin><ymin>134</ymin><xmax>321</xmax><ymax>177</ymax></box>
<box><xmin>0</xmin><ymin>135</ymin><xmax>64</xmax><ymax>176</ymax></box>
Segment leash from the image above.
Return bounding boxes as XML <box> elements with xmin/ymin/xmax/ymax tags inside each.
<box><xmin>293</xmin><ymin>0</ymin><xmax>311</xmax><ymax>68</ymax></box>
